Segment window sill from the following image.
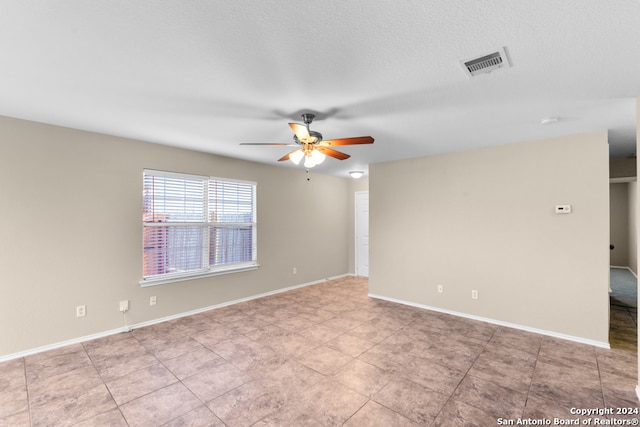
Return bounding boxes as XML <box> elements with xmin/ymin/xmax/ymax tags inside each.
<box><xmin>140</xmin><ymin>263</ymin><xmax>260</xmax><ymax>287</ymax></box>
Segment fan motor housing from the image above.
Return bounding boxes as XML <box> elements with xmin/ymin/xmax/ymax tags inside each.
<box><xmin>294</xmin><ymin>130</ymin><xmax>323</xmax><ymax>145</ymax></box>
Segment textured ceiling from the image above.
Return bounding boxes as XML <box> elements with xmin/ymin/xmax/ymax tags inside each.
<box><xmin>1</xmin><ymin>1</ymin><xmax>639</xmax><ymax>177</ymax></box>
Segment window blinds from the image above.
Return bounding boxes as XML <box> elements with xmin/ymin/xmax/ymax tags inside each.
<box><xmin>143</xmin><ymin>170</ymin><xmax>257</xmax><ymax>282</ymax></box>
<box><xmin>209</xmin><ymin>179</ymin><xmax>256</xmax><ymax>267</ymax></box>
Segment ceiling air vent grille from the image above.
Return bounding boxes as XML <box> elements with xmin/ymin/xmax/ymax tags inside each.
<box><xmin>461</xmin><ymin>47</ymin><xmax>510</xmax><ymax>77</ymax></box>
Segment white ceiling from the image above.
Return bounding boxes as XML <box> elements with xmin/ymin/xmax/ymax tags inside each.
<box><xmin>1</xmin><ymin>1</ymin><xmax>639</xmax><ymax>177</ymax></box>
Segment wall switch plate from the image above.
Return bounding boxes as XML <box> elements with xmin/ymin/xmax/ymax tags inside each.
<box><xmin>471</xmin><ymin>290</ymin><xmax>479</xmax><ymax>300</ymax></box>
<box><xmin>150</xmin><ymin>296</ymin><xmax>157</xmax><ymax>306</ymax></box>
<box><xmin>437</xmin><ymin>284</ymin><xmax>443</xmax><ymax>293</ymax></box>
<box><xmin>555</xmin><ymin>205</ymin><xmax>572</xmax><ymax>214</ymax></box>
<box><xmin>76</xmin><ymin>305</ymin><xmax>86</xmax><ymax>317</ymax></box>
<box><xmin>119</xmin><ymin>300</ymin><xmax>129</xmax><ymax>312</ymax></box>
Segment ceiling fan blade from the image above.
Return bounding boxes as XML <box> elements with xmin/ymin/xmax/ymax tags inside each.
<box><xmin>277</xmin><ymin>149</ymin><xmax>302</xmax><ymax>162</ymax></box>
<box><xmin>320</xmin><ymin>136</ymin><xmax>374</xmax><ymax>146</ymax></box>
<box><xmin>316</xmin><ymin>146</ymin><xmax>350</xmax><ymax>160</ymax></box>
<box><xmin>239</xmin><ymin>143</ymin><xmax>297</xmax><ymax>146</ymax></box>
<box><xmin>289</xmin><ymin>123</ymin><xmax>311</xmax><ymax>141</ymax></box>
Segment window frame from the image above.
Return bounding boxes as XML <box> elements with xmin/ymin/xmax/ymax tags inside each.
<box><xmin>140</xmin><ymin>169</ymin><xmax>258</xmax><ymax>287</ymax></box>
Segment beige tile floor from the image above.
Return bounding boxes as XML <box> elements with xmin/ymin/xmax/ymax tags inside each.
<box><xmin>1</xmin><ymin>276</ymin><xmax>638</xmax><ymax>426</ymax></box>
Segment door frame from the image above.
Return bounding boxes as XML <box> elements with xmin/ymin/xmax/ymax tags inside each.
<box><xmin>355</xmin><ymin>190</ymin><xmax>369</xmax><ymax>277</ymax></box>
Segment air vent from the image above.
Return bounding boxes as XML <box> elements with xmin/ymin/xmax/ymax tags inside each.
<box><xmin>461</xmin><ymin>47</ymin><xmax>510</xmax><ymax>77</ymax></box>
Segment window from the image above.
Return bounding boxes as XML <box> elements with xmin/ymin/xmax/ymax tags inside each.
<box><xmin>142</xmin><ymin>169</ymin><xmax>257</xmax><ymax>285</ymax></box>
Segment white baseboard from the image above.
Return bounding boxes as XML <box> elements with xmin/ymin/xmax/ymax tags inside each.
<box><xmin>368</xmin><ymin>293</ymin><xmax>611</xmax><ymax>349</ymax></box>
<box><xmin>636</xmin><ymin>385</ymin><xmax>640</xmax><ymax>403</ymax></box>
<box><xmin>0</xmin><ymin>274</ymin><xmax>350</xmax><ymax>363</ymax></box>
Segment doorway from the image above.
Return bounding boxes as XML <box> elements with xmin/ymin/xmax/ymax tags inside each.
<box><xmin>609</xmin><ymin>181</ymin><xmax>638</xmax><ymax>350</ymax></box>
<box><xmin>609</xmin><ymin>267</ymin><xmax>638</xmax><ymax>350</ymax></box>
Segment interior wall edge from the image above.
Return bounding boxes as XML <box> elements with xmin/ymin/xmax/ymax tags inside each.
<box><xmin>635</xmin><ymin>94</ymin><xmax>640</xmax><ymax>397</ymax></box>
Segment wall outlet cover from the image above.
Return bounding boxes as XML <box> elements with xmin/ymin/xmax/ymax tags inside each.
<box><xmin>76</xmin><ymin>305</ymin><xmax>86</xmax><ymax>317</ymax></box>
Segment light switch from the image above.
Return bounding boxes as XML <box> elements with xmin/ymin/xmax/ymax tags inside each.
<box><xmin>555</xmin><ymin>205</ymin><xmax>571</xmax><ymax>214</ymax></box>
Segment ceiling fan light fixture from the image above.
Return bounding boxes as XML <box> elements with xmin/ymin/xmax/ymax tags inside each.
<box><xmin>349</xmin><ymin>171</ymin><xmax>364</xmax><ymax>179</ymax></box>
<box><xmin>303</xmin><ymin>155</ymin><xmax>316</xmax><ymax>168</ymax></box>
<box><xmin>289</xmin><ymin>149</ymin><xmax>304</xmax><ymax>165</ymax></box>
<box><xmin>311</xmin><ymin>149</ymin><xmax>326</xmax><ymax>165</ymax></box>
<box><xmin>540</xmin><ymin>117</ymin><xmax>559</xmax><ymax>126</ymax></box>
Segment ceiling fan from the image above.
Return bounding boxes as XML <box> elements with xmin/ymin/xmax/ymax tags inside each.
<box><xmin>240</xmin><ymin>113</ymin><xmax>374</xmax><ymax>168</ymax></box>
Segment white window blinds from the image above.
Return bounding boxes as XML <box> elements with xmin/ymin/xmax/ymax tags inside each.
<box><xmin>209</xmin><ymin>179</ymin><xmax>256</xmax><ymax>267</ymax></box>
<box><xmin>142</xmin><ymin>170</ymin><xmax>257</xmax><ymax>284</ymax></box>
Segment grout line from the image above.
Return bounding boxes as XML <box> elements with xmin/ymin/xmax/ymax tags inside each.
<box><xmin>82</xmin><ymin>342</ymin><xmax>118</xmax><ymax>424</ymax></box>
<box><xmin>22</xmin><ymin>357</ymin><xmax>33</xmax><ymax>427</ymax></box>
<box><xmin>521</xmin><ymin>336</ymin><xmax>543</xmax><ymax>418</ymax></box>
<box><xmin>341</xmin><ymin>398</ymin><xmax>371</xmax><ymax>426</ymax></box>
<box><xmin>432</xmin><ymin>326</ymin><xmax>499</xmax><ymax>422</ymax></box>
<box><xmin>594</xmin><ymin>346</ymin><xmax>607</xmax><ymax>408</ymax></box>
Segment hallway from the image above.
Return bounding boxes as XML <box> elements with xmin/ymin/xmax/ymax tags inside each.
<box><xmin>610</xmin><ymin>267</ymin><xmax>638</xmax><ymax>351</ymax></box>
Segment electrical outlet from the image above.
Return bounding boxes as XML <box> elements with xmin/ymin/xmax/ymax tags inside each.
<box><xmin>292</xmin><ymin>267</ymin><xmax>297</xmax><ymax>275</ymax></box>
<box><xmin>76</xmin><ymin>305</ymin><xmax>86</xmax><ymax>317</ymax></box>
<box><xmin>437</xmin><ymin>284</ymin><xmax>443</xmax><ymax>293</ymax></box>
<box><xmin>150</xmin><ymin>296</ymin><xmax>157</xmax><ymax>306</ymax></box>
<box><xmin>119</xmin><ymin>300</ymin><xmax>129</xmax><ymax>312</ymax></box>
<box><xmin>471</xmin><ymin>290</ymin><xmax>479</xmax><ymax>300</ymax></box>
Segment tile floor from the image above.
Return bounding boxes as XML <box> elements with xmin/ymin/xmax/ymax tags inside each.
<box><xmin>1</xmin><ymin>276</ymin><xmax>638</xmax><ymax>426</ymax></box>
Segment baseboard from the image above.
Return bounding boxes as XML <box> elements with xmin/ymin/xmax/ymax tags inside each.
<box><xmin>368</xmin><ymin>293</ymin><xmax>611</xmax><ymax>349</ymax></box>
<box><xmin>0</xmin><ymin>327</ymin><xmax>132</xmax><ymax>364</ymax></box>
<box><xmin>636</xmin><ymin>385</ymin><xmax>640</xmax><ymax>403</ymax></box>
<box><xmin>0</xmin><ymin>274</ymin><xmax>351</xmax><ymax>363</ymax></box>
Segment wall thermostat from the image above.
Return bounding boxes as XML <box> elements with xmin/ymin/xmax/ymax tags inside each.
<box><xmin>555</xmin><ymin>205</ymin><xmax>572</xmax><ymax>214</ymax></box>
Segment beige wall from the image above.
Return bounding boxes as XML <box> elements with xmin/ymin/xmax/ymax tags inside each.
<box><xmin>0</xmin><ymin>116</ymin><xmax>350</xmax><ymax>358</ymax></box>
<box><xmin>370</xmin><ymin>131</ymin><xmax>610</xmax><ymax>344</ymax></box>
<box><xmin>610</xmin><ymin>183</ymin><xmax>630</xmax><ymax>267</ymax></box>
